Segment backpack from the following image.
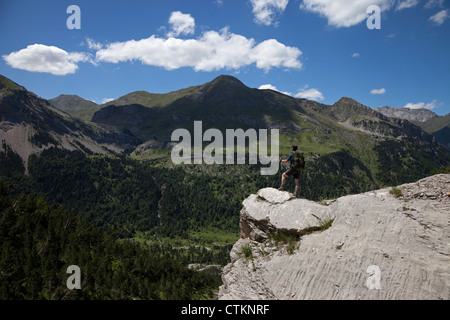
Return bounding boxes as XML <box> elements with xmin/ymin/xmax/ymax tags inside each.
<box><xmin>291</xmin><ymin>151</ymin><xmax>305</xmax><ymax>171</ymax></box>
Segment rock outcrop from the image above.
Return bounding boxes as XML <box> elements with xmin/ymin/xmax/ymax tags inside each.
<box><xmin>375</xmin><ymin>106</ymin><xmax>438</xmax><ymax>123</ymax></box>
<box><xmin>219</xmin><ymin>174</ymin><xmax>450</xmax><ymax>300</ymax></box>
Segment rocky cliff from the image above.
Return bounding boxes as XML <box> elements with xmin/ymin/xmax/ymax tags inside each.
<box><xmin>219</xmin><ymin>174</ymin><xmax>450</xmax><ymax>300</ymax></box>
<box><xmin>375</xmin><ymin>106</ymin><xmax>438</xmax><ymax>123</ymax></box>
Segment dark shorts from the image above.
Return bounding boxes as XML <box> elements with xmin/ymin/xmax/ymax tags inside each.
<box><xmin>284</xmin><ymin>168</ymin><xmax>301</xmax><ymax>179</ymax></box>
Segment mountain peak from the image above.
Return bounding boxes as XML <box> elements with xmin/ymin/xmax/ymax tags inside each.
<box><xmin>208</xmin><ymin>75</ymin><xmax>246</xmax><ymax>88</ymax></box>
<box><xmin>182</xmin><ymin>74</ymin><xmax>253</xmax><ymax>106</ymax></box>
<box><xmin>331</xmin><ymin>96</ymin><xmax>378</xmax><ymax>121</ymax></box>
<box><xmin>50</xmin><ymin>94</ymin><xmax>98</xmax><ymax>107</ymax></box>
<box><xmin>49</xmin><ymin>94</ymin><xmax>99</xmax><ymax>122</ymax></box>
<box><xmin>335</xmin><ymin>97</ymin><xmax>360</xmax><ymax>105</ymax></box>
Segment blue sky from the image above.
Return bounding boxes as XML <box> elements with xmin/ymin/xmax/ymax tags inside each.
<box><xmin>1</xmin><ymin>0</ymin><xmax>449</xmax><ymax>115</ymax></box>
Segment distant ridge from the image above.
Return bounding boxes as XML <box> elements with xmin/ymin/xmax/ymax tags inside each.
<box><xmin>2</xmin><ymin>73</ymin><xmax>449</xmax><ymax>183</ymax></box>
<box><xmin>49</xmin><ymin>94</ymin><xmax>99</xmax><ymax>122</ymax></box>
<box><xmin>376</xmin><ymin>106</ymin><xmax>449</xmax><ymax>149</ymax></box>
<box><xmin>375</xmin><ymin>106</ymin><xmax>438</xmax><ymax>123</ymax></box>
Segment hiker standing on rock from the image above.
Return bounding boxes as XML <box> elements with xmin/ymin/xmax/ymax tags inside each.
<box><xmin>278</xmin><ymin>145</ymin><xmax>305</xmax><ymax>196</ymax></box>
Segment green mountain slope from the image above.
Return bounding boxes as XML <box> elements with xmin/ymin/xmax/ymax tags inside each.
<box><xmin>92</xmin><ymin>75</ymin><xmax>303</xmax><ymax>144</ymax></box>
<box><xmin>2</xmin><ymin>72</ymin><xmax>448</xmax><ymax>189</ymax></box>
<box><xmin>76</xmin><ymin>75</ymin><xmax>450</xmax><ymax>218</ymax></box>
<box><xmin>418</xmin><ymin>114</ymin><xmax>450</xmax><ymax>149</ymax></box>
<box><xmin>49</xmin><ymin>94</ymin><xmax>100</xmax><ymax>123</ymax></box>
<box><xmin>419</xmin><ymin>113</ymin><xmax>450</xmax><ymax>133</ymax></box>
<box><xmin>89</xmin><ymin>75</ymin><xmax>448</xmax><ymax>178</ymax></box>
<box><xmin>91</xmin><ymin>76</ymin><xmax>432</xmax><ymax>143</ymax></box>
<box><xmin>0</xmin><ymin>74</ymin><xmax>25</xmax><ymax>94</ymax></box>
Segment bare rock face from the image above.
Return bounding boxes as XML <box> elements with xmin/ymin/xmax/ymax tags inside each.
<box><xmin>239</xmin><ymin>188</ymin><xmax>333</xmax><ymax>243</ymax></box>
<box><xmin>219</xmin><ymin>174</ymin><xmax>450</xmax><ymax>300</ymax></box>
<box><xmin>375</xmin><ymin>106</ymin><xmax>438</xmax><ymax>123</ymax></box>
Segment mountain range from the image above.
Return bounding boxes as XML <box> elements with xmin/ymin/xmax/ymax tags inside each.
<box><xmin>1</xmin><ymin>73</ymin><xmax>449</xmax><ymax>185</ymax></box>
<box><xmin>46</xmin><ymin>75</ymin><xmax>448</xmax><ymax>158</ymax></box>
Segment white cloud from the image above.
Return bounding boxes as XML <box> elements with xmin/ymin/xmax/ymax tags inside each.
<box><xmin>101</xmin><ymin>98</ymin><xmax>115</xmax><ymax>104</ymax></box>
<box><xmin>3</xmin><ymin>44</ymin><xmax>91</xmax><ymax>75</ymax></box>
<box><xmin>404</xmin><ymin>100</ymin><xmax>442</xmax><ymax>110</ymax></box>
<box><xmin>425</xmin><ymin>0</ymin><xmax>445</xmax><ymax>9</ymax></box>
<box><xmin>396</xmin><ymin>0</ymin><xmax>419</xmax><ymax>10</ymax></box>
<box><xmin>250</xmin><ymin>0</ymin><xmax>289</xmax><ymax>26</ymax></box>
<box><xmin>370</xmin><ymin>88</ymin><xmax>386</xmax><ymax>95</ymax></box>
<box><xmin>258</xmin><ymin>83</ymin><xmax>325</xmax><ymax>100</ymax></box>
<box><xmin>86</xmin><ymin>38</ymin><xmax>103</xmax><ymax>50</ymax></box>
<box><xmin>294</xmin><ymin>85</ymin><xmax>324</xmax><ymax>101</ymax></box>
<box><xmin>251</xmin><ymin>39</ymin><xmax>302</xmax><ymax>70</ymax></box>
<box><xmin>258</xmin><ymin>84</ymin><xmax>291</xmax><ymax>95</ymax></box>
<box><xmin>300</xmin><ymin>0</ymin><xmax>393</xmax><ymax>28</ymax></box>
<box><xmin>4</xmin><ymin>13</ymin><xmax>302</xmax><ymax>75</ymax></box>
<box><xmin>352</xmin><ymin>53</ymin><xmax>360</xmax><ymax>58</ymax></box>
<box><xmin>386</xmin><ymin>32</ymin><xmax>398</xmax><ymax>38</ymax></box>
<box><xmin>96</xmin><ymin>27</ymin><xmax>302</xmax><ymax>72</ymax></box>
<box><xmin>429</xmin><ymin>9</ymin><xmax>449</xmax><ymax>25</ymax></box>
<box><xmin>167</xmin><ymin>11</ymin><xmax>195</xmax><ymax>37</ymax></box>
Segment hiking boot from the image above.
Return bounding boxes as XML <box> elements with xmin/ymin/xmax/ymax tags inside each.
<box><xmin>278</xmin><ymin>185</ymin><xmax>285</xmax><ymax>191</ymax></box>
<box><xmin>294</xmin><ymin>188</ymin><xmax>299</xmax><ymax>197</ymax></box>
